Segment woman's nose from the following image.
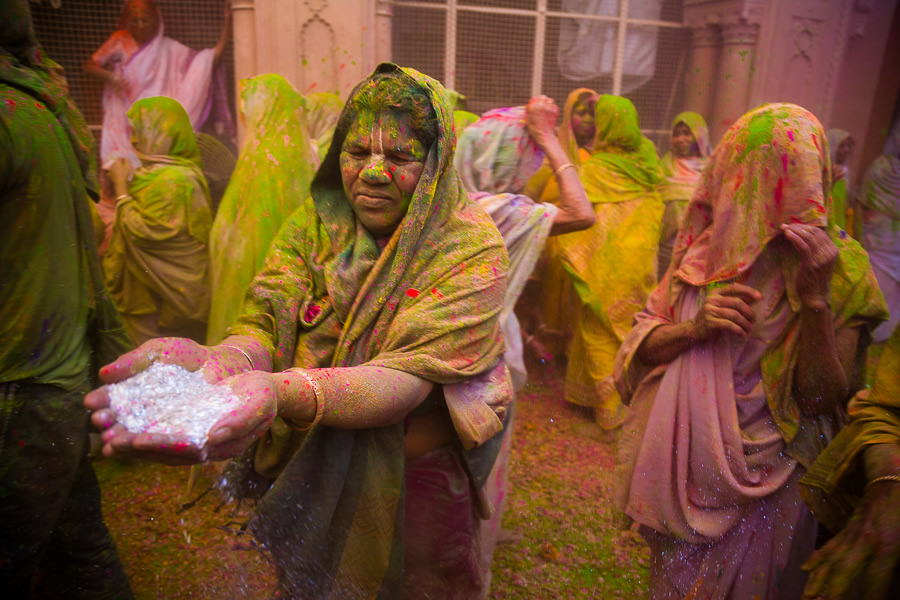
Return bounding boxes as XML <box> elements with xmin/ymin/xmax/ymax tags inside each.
<box><xmin>360</xmin><ymin>156</ymin><xmax>392</xmax><ymax>184</ymax></box>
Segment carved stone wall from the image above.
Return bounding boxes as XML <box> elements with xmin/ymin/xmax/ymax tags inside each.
<box><xmin>684</xmin><ymin>0</ymin><xmax>899</xmax><ymax>163</ymax></box>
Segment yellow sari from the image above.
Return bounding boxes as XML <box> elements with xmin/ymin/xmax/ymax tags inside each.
<box><xmin>524</xmin><ymin>88</ymin><xmax>598</xmax><ymax>359</ymax></box>
<box><xmin>557</xmin><ymin>95</ymin><xmax>663</xmax><ymax>430</ymax></box>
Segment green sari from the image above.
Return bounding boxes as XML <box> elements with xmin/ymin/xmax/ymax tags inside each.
<box><xmin>557</xmin><ymin>94</ymin><xmax>664</xmax><ymax>429</ymax></box>
<box><xmin>103</xmin><ymin>97</ymin><xmax>212</xmax><ymax>343</ymax></box>
<box><xmin>207</xmin><ymin>75</ymin><xmax>317</xmax><ymax>344</ymax></box>
<box><xmin>801</xmin><ymin>326</ymin><xmax>900</xmax><ymax>533</ymax></box>
<box><xmin>227</xmin><ymin>63</ymin><xmax>509</xmax><ymax>597</ymax></box>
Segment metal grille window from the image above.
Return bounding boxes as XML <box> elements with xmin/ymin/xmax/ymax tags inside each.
<box><xmin>391</xmin><ymin>0</ymin><xmax>688</xmax><ymax>149</ymax></box>
<box><xmin>28</xmin><ymin>0</ymin><xmax>234</xmax><ymax>136</ymax></box>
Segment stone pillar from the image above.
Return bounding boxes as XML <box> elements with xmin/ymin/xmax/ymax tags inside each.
<box><xmin>710</xmin><ymin>22</ymin><xmax>759</xmax><ymax>143</ymax></box>
<box><xmin>374</xmin><ymin>0</ymin><xmax>393</xmax><ymax>66</ymax></box>
<box><xmin>231</xmin><ymin>0</ymin><xmax>257</xmax><ymax>147</ymax></box>
<box><xmin>683</xmin><ymin>25</ymin><xmax>720</xmax><ymax>123</ymax></box>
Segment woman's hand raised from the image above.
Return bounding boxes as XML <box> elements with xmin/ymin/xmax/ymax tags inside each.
<box><xmin>781</xmin><ymin>223</ymin><xmax>838</xmax><ymax>310</ymax></box>
<box><xmin>525</xmin><ymin>95</ymin><xmax>560</xmax><ymax>145</ymax></box>
<box><xmin>690</xmin><ymin>283</ymin><xmax>763</xmax><ymax>341</ymax></box>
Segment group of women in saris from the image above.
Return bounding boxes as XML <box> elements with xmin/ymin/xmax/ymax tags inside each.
<box><xmin>83</xmin><ymin>56</ymin><xmax>897</xmax><ymax>598</ymax></box>
<box><xmin>101</xmin><ymin>73</ymin><xmax>344</xmax><ymax>346</ymax></box>
<box><xmin>524</xmin><ymin>91</ymin><xmax>711</xmax><ymax>435</ymax></box>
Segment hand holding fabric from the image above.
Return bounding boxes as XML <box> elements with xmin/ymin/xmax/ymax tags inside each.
<box><xmin>802</xmin><ymin>480</ymin><xmax>900</xmax><ymax>599</ymax></box>
<box><xmin>690</xmin><ymin>283</ymin><xmax>762</xmax><ymax>340</ymax></box>
<box><xmin>108</xmin><ymin>156</ymin><xmax>132</xmax><ymax>187</ymax></box>
<box><xmin>525</xmin><ymin>95</ymin><xmax>560</xmax><ymax>146</ymax></box>
<box><xmin>781</xmin><ymin>223</ymin><xmax>839</xmax><ymax>309</ymax></box>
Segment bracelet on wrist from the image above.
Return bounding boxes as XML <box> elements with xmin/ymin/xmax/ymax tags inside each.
<box><xmin>867</xmin><ymin>474</ymin><xmax>900</xmax><ymax>489</ymax></box>
<box><xmin>292</xmin><ymin>371</ymin><xmax>325</xmax><ymax>432</ymax></box>
<box><xmin>554</xmin><ymin>162</ymin><xmax>575</xmax><ymax>177</ymax></box>
<box><xmin>220</xmin><ymin>344</ymin><xmax>254</xmax><ymax>371</ymax></box>
<box><xmin>115</xmin><ymin>193</ymin><xmax>130</xmax><ymax>202</ymax></box>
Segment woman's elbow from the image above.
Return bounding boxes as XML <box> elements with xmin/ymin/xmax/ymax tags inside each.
<box><xmin>576</xmin><ymin>208</ymin><xmax>596</xmax><ymax>230</ymax></box>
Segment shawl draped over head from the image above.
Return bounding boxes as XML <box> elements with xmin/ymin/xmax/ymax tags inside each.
<box><xmin>523</xmin><ymin>87</ymin><xmax>599</xmax><ymax>203</ymax></box>
<box><xmin>658</xmin><ymin>111</ymin><xmax>711</xmax><ymax>251</ymax></box>
<box><xmin>827</xmin><ymin>128</ymin><xmax>852</xmax><ymax>168</ymax></box>
<box><xmin>302</xmin><ymin>91</ymin><xmax>343</xmax><ymax>163</ymax></box>
<box><xmin>227</xmin><ymin>63</ymin><xmax>509</xmax><ymax>598</ymax></box>
<box><xmin>556</xmin><ymin>94</ymin><xmax>663</xmax><ymax>337</ymax></box>
<box><xmin>827</xmin><ymin>128</ymin><xmax>853</xmax><ymax>230</ymax></box>
<box><xmin>453</xmin><ymin>109</ymin><xmax>479</xmax><ymax>136</ymax></box>
<box><xmin>207</xmin><ymin>74</ymin><xmax>316</xmax><ymax>344</ymax></box>
<box><xmin>455</xmin><ymin>106</ymin><xmax>558</xmax><ymax>389</ymax></box>
<box><xmin>615</xmin><ymin>104</ymin><xmax>887</xmax><ymax>532</ymax></box>
<box><xmin>103</xmin><ymin>97</ymin><xmax>212</xmax><ymax>326</ymax></box>
<box><xmin>801</xmin><ymin>325</ymin><xmax>900</xmax><ymax>533</ymax></box>
<box><xmin>855</xmin><ymin>151</ymin><xmax>900</xmax><ymax>342</ymax></box>
<box><xmin>0</xmin><ymin>0</ymin><xmax>98</xmax><ymax>199</ymax></box>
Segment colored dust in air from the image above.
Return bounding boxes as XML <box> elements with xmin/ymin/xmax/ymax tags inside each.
<box><xmin>96</xmin><ymin>378</ymin><xmax>649</xmax><ymax>599</ymax></box>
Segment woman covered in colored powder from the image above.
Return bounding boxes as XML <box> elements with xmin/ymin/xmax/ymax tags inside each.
<box><xmin>87</xmin><ymin>64</ymin><xmax>511</xmax><ymax>599</ymax></box>
<box><xmin>302</xmin><ymin>91</ymin><xmax>343</xmax><ymax>164</ymax></box>
<box><xmin>827</xmin><ymin>128</ymin><xmax>855</xmax><ymax>232</ymax></box>
<box><xmin>455</xmin><ymin>98</ymin><xmax>593</xmax><ymax>389</ymax></box>
<box><xmin>800</xmin><ymin>325</ymin><xmax>900</xmax><ymax>600</ymax></box>
<box><xmin>454</xmin><ymin>97</ymin><xmax>593</xmax><ymax>583</ymax></box>
<box><xmin>657</xmin><ymin>111</ymin><xmax>711</xmax><ymax>279</ymax></box>
<box><xmin>523</xmin><ymin>88</ymin><xmax>599</xmax><ymax>363</ymax></box>
<box><xmin>614</xmin><ymin>103</ymin><xmax>887</xmax><ymax>598</ymax></box>
<box><xmin>558</xmin><ymin>94</ymin><xmax>663</xmax><ymax>435</ymax></box>
<box><xmin>854</xmin><ymin>145</ymin><xmax>900</xmax><ymax>345</ymax></box>
<box><xmin>207</xmin><ymin>74</ymin><xmax>317</xmax><ymax>345</ymax></box>
<box><xmin>103</xmin><ymin>97</ymin><xmax>213</xmax><ymax>344</ymax></box>
<box><xmin>84</xmin><ymin>0</ymin><xmax>232</xmax><ymax>166</ymax></box>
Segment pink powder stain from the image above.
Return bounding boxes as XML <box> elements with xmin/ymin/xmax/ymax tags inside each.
<box><xmin>406</xmin><ymin>288</ymin><xmax>420</xmax><ymax>298</ymax></box>
<box><xmin>774</xmin><ymin>177</ymin><xmax>784</xmax><ymax>208</ymax></box>
<box><xmin>787</xmin><ymin>130</ymin><xmax>794</xmax><ymax>142</ymax></box>
<box><xmin>781</xmin><ymin>153</ymin><xmax>788</xmax><ymax>174</ymax></box>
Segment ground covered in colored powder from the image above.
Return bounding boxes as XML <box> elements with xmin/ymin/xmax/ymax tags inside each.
<box><xmin>95</xmin><ymin>373</ymin><xmax>650</xmax><ymax>598</ymax></box>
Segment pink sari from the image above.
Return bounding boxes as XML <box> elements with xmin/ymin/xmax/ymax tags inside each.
<box><xmin>627</xmin><ymin>254</ymin><xmax>815</xmax><ymax>599</ymax></box>
<box><xmin>614</xmin><ymin>103</ymin><xmax>887</xmax><ymax>599</ymax></box>
<box><xmin>95</xmin><ymin>9</ymin><xmax>227</xmax><ymax>165</ymax></box>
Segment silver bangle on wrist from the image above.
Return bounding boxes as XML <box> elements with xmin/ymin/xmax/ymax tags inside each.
<box><xmin>221</xmin><ymin>344</ymin><xmax>254</xmax><ymax>371</ymax></box>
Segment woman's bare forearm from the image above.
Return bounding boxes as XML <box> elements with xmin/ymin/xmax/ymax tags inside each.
<box><xmin>794</xmin><ymin>304</ymin><xmax>857</xmax><ymax>415</ymax></box>
<box><xmin>275</xmin><ymin>366</ymin><xmax>435</xmax><ymax>429</ymax></box>
<box><xmin>536</xmin><ymin>135</ymin><xmax>594</xmax><ymax>235</ymax></box>
<box><xmin>83</xmin><ymin>59</ymin><xmax>115</xmax><ymax>82</ymax></box>
<box><xmin>635</xmin><ymin>320</ymin><xmax>701</xmax><ymax>366</ymax></box>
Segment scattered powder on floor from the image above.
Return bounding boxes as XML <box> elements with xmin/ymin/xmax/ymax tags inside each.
<box><xmin>108</xmin><ymin>362</ymin><xmax>239</xmax><ymax>446</ymax></box>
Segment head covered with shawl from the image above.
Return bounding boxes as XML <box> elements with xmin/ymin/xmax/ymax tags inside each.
<box><xmin>583</xmin><ymin>94</ymin><xmax>662</xmax><ymax>198</ymax></box>
<box><xmin>302</xmin><ymin>91</ymin><xmax>343</xmax><ymax>162</ymax></box>
<box><xmin>560</xmin><ymin>87</ymin><xmax>599</xmax><ymax>165</ymax></box>
<box><xmin>670</xmin><ymin>103</ymin><xmax>831</xmax><ymax>287</ymax></box>
<box><xmin>207</xmin><ymin>74</ymin><xmax>317</xmax><ymax>343</ymax></box>
<box><xmin>103</xmin><ymin>96</ymin><xmax>212</xmax><ymax>330</ymax></box>
<box><xmin>456</xmin><ymin>106</ymin><xmax>544</xmax><ymax>197</ymax></box>
<box><xmin>827</xmin><ymin>128</ymin><xmax>853</xmax><ymax>167</ymax></box>
<box><xmin>657</xmin><ymin>111</ymin><xmax>712</xmax><ymax>266</ymax></box>
<box><xmin>520</xmin><ymin>88</ymin><xmax>599</xmax><ymax>202</ymax></box>
<box><xmin>661</xmin><ymin>111</ymin><xmax>710</xmax><ymax>175</ymax></box>
<box><xmin>0</xmin><ymin>0</ymin><xmax>98</xmax><ymax>198</ymax></box>
<box><xmin>619</xmin><ymin>103</ymin><xmax>887</xmax><ymax>474</ymax></box>
<box><xmin>227</xmin><ymin>63</ymin><xmax>509</xmax><ymax>597</ymax></box>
